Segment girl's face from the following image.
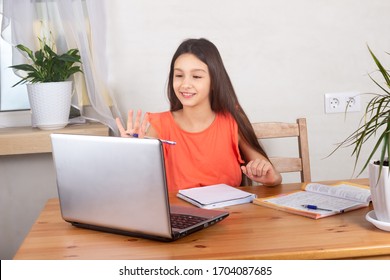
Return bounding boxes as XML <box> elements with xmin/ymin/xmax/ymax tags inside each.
<box><xmin>173</xmin><ymin>53</ymin><xmax>211</xmax><ymax>110</ymax></box>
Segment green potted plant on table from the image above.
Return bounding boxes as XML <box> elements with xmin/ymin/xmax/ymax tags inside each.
<box><xmin>333</xmin><ymin>46</ymin><xmax>390</xmax><ymax>231</ymax></box>
<box><xmin>10</xmin><ymin>38</ymin><xmax>82</xmax><ymax>130</ymax></box>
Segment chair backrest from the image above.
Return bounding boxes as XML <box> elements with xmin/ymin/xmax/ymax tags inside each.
<box><xmin>243</xmin><ymin>118</ymin><xmax>311</xmax><ymax>185</ymax></box>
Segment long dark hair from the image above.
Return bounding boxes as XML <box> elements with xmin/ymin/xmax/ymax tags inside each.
<box><xmin>167</xmin><ymin>38</ymin><xmax>269</xmax><ymax>160</ymax></box>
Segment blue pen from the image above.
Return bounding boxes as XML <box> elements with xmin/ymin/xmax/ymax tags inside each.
<box><xmin>301</xmin><ymin>204</ymin><xmax>335</xmax><ymax>212</ymax></box>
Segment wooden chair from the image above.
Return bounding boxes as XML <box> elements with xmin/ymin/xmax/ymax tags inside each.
<box><xmin>243</xmin><ymin>118</ymin><xmax>311</xmax><ymax>185</ymax></box>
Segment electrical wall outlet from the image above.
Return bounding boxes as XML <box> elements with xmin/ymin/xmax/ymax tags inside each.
<box><xmin>324</xmin><ymin>92</ymin><xmax>361</xmax><ymax>114</ymax></box>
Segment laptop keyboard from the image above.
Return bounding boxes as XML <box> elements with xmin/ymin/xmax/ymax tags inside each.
<box><xmin>170</xmin><ymin>213</ymin><xmax>208</xmax><ymax>229</ymax></box>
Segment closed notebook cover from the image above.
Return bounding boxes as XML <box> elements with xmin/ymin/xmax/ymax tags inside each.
<box><xmin>177</xmin><ymin>184</ymin><xmax>256</xmax><ymax>209</ymax></box>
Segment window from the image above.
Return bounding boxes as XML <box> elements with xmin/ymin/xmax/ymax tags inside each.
<box><xmin>0</xmin><ymin>36</ymin><xmax>30</xmax><ymax>111</ymax></box>
<box><xmin>0</xmin><ymin>0</ymin><xmax>31</xmax><ymax>127</ymax></box>
<box><xmin>0</xmin><ymin>1</ymin><xmax>30</xmax><ymax>112</ymax></box>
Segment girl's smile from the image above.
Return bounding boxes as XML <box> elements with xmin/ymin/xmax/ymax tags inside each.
<box><xmin>180</xmin><ymin>91</ymin><xmax>196</xmax><ymax>98</ymax></box>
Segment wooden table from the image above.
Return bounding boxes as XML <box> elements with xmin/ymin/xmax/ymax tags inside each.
<box><xmin>13</xmin><ymin>179</ymin><xmax>390</xmax><ymax>260</ymax></box>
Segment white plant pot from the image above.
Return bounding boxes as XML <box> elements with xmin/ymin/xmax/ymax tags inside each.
<box><xmin>368</xmin><ymin>162</ymin><xmax>390</xmax><ymax>223</ymax></box>
<box><xmin>27</xmin><ymin>81</ymin><xmax>72</xmax><ymax>130</ymax></box>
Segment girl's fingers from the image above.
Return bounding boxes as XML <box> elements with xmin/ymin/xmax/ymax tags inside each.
<box><xmin>139</xmin><ymin>113</ymin><xmax>150</xmax><ymax>138</ymax></box>
<box><xmin>126</xmin><ymin>110</ymin><xmax>134</xmax><ymax>133</ymax></box>
<box><xmin>133</xmin><ymin>109</ymin><xmax>142</xmax><ymax>132</ymax></box>
<box><xmin>244</xmin><ymin>159</ymin><xmax>270</xmax><ymax>178</ymax></box>
<box><xmin>242</xmin><ymin>160</ymin><xmax>280</xmax><ymax>186</ymax></box>
<box><xmin>116</xmin><ymin>117</ymin><xmax>129</xmax><ymax>137</ymax></box>
<box><xmin>250</xmin><ymin>160</ymin><xmax>260</xmax><ymax>176</ymax></box>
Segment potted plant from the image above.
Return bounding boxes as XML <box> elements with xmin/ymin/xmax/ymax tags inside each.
<box><xmin>332</xmin><ymin>46</ymin><xmax>390</xmax><ymax>230</ymax></box>
<box><xmin>10</xmin><ymin>37</ymin><xmax>82</xmax><ymax>130</ymax></box>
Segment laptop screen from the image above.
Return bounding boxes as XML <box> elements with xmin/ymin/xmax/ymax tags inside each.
<box><xmin>51</xmin><ymin>134</ymin><xmax>173</xmax><ymax>238</ymax></box>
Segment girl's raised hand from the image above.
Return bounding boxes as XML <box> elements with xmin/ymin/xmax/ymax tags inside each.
<box><xmin>116</xmin><ymin>109</ymin><xmax>149</xmax><ymax>138</ymax></box>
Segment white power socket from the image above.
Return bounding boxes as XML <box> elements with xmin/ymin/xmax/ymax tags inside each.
<box><xmin>324</xmin><ymin>92</ymin><xmax>361</xmax><ymax>114</ymax></box>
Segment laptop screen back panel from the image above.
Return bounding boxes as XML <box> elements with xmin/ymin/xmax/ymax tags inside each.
<box><xmin>51</xmin><ymin>134</ymin><xmax>172</xmax><ymax>239</ymax></box>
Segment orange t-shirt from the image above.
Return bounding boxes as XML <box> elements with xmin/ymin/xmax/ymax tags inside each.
<box><xmin>148</xmin><ymin>111</ymin><xmax>244</xmax><ymax>191</ymax></box>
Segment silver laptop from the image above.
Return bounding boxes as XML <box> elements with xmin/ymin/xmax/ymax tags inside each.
<box><xmin>50</xmin><ymin>133</ymin><xmax>228</xmax><ymax>241</ymax></box>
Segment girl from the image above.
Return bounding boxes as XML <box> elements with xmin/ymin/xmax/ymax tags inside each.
<box><xmin>116</xmin><ymin>38</ymin><xmax>282</xmax><ymax>191</ymax></box>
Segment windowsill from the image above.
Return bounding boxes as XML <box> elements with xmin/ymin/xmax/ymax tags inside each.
<box><xmin>0</xmin><ymin>110</ymin><xmax>32</xmax><ymax>128</ymax></box>
<box><xmin>0</xmin><ymin>122</ymin><xmax>109</xmax><ymax>156</ymax></box>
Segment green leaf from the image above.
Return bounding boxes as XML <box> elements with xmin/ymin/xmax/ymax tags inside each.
<box><xmin>15</xmin><ymin>44</ymin><xmax>34</xmax><ymax>61</ymax></box>
<box><xmin>9</xmin><ymin>64</ymin><xmax>37</xmax><ymax>72</ymax></box>
<box><xmin>368</xmin><ymin>46</ymin><xmax>390</xmax><ymax>92</ymax></box>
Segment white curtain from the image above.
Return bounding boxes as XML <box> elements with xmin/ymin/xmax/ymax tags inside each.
<box><xmin>1</xmin><ymin>0</ymin><xmax>120</xmax><ymax>134</ymax></box>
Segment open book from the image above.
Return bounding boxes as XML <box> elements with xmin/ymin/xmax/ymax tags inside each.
<box><xmin>177</xmin><ymin>184</ymin><xmax>257</xmax><ymax>209</ymax></box>
<box><xmin>253</xmin><ymin>182</ymin><xmax>371</xmax><ymax>219</ymax></box>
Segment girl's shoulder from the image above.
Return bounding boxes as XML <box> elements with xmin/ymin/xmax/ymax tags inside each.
<box><xmin>148</xmin><ymin>111</ymin><xmax>175</xmax><ymax>130</ymax></box>
<box><xmin>216</xmin><ymin>111</ymin><xmax>236</xmax><ymax>124</ymax></box>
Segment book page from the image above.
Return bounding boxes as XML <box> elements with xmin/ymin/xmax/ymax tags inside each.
<box><xmin>304</xmin><ymin>183</ymin><xmax>371</xmax><ymax>203</ymax></box>
<box><xmin>264</xmin><ymin>191</ymin><xmax>365</xmax><ymax>213</ymax></box>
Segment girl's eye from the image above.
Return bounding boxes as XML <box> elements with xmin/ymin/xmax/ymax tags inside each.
<box><xmin>174</xmin><ymin>74</ymin><xmax>183</xmax><ymax>78</ymax></box>
<box><xmin>193</xmin><ymin>76</ymin><xmax>202</xmax><ymax>79</ymax></box>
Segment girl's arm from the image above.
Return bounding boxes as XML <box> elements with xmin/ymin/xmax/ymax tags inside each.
<box><xmin>238</xmin><ymin>135</ymin><xmax>282</xmax><ymax>186</ymax></box>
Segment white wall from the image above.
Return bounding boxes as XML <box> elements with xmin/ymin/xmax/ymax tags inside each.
<box><xmin>106</xmin><ymin>0</ymin><xmax>390</xmax><ymax>182</ymax></box>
